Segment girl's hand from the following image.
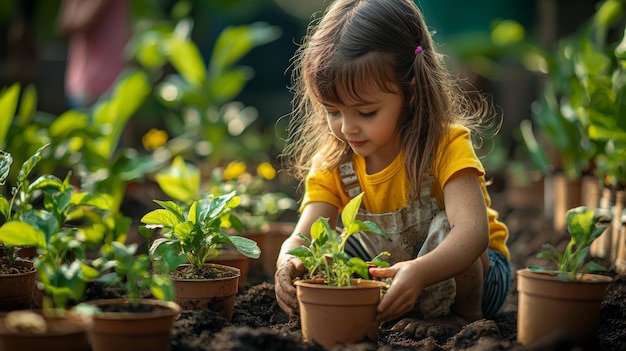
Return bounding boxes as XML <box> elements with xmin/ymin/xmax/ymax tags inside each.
<box><xmin>369</xmin><ymin>260</ymin><xmax>425</xmax><ymax>323</ymax></box>
<box><xmin>274</xmin><ymin>257</ymin><xmax>306</xmax><ymax>317</ymax></box>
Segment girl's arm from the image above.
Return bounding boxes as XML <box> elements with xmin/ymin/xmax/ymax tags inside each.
<box><xmin>370</xmin><ymin>168</ymin><xmax>489</xmax><ymax>322</ymax></box>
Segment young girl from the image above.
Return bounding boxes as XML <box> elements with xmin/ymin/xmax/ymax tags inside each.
<box><xmin>275</xmin><ymin>0</ymin><xmax>511</xmax><ymax>336</ymax></box>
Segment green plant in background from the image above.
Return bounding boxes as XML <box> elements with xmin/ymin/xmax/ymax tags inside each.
<box><xmin>131</xmin><ymin>13</ymin><xmax>282</xmax><ymax>166</ymax></box>
<box><xmin>91</xmin><ymin>241</ymin><xmax>174</xmax><ymax>307</ymax></box>
<box><xmin>209</xmin><ymin>160</ymin><xmax>296</xmax><ymax>231</ymax></box>
<box><xmin>516</xmin><ymin>0</ymin><xmax>626</xmax><ymax>186</ymax></box>
<box><xmin>287</xmin><ymin>192</ymin><xmax>390</xmax><ymax>287</ymax></box>
<box><xmin>0</xmin><ymin>144</ymin><xmax>105</xmax><ymax>311</ymax></box>
<box><xmin>534</xmin><ymin>206</ymin><xmax>608</xmax><ymax>279</ymax></box>
<box><xmin>141</xmin><ymin>190</ymin><xmax>260</xmax><ymax>273</ymax></box>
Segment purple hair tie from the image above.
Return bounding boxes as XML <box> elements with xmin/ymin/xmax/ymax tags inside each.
<box><xmin>414</xmin><ymin>46</ymin><xmax>423</xmax><ymax>55</ymax></box>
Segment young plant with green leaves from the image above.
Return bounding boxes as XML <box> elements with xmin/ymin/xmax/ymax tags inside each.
<box><xmin>287</xmin><ymin>192</ymin><xmax>390</xmax><ymax>287</ymax></box>
<box><xmin>141</xmin><ymin>190</ymin><xmax>260</xmax><ymax>273</ymax></box>
<box><xmin>0</xmin><ymin>144</ymin><xmax>108</xmax><ymax>311</ymax></box>
<box><xmin>535</xmin><ymin>206</ymin><xmax>608</xmax><ymax>279</ymax></box>
<box><xmin>91</xmin><ymin>241</ymin><xmax>174</xmax><ymax>307</ymax></box>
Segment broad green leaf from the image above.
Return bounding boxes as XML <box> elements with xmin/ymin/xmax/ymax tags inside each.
<box><xmin>154</xmin><ymin>200</ymin><xmax>185</xmax><ymax>220</ymax></box>
<box><xmin>141</xmin><ymin>209</ymin><xmax>182</xmax><ymax>229</ymax></box>
<box><xmin>174</xmin><ymin>221</ymin><xmax>193</xmax><ymax>240</ymax></box>
<box><xmin>229</xmin><ymin>235</ymin><xmax>261</xmax><ymax>259</ymax></box>
<box><xmin>0</xmin><ymin>221</ymin><xmax>46</xmax><ymax>248</ymax></box>
<box><xmin>203</xmin><ymin>191</ymin><xmax>237</xmax><ymax>220</ymax></box>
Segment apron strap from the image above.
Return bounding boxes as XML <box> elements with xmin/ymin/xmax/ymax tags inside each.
<box><xmin>339</xmin><ymin>161</ymin><xmax>362</xmax><ymax>199</ymax></box>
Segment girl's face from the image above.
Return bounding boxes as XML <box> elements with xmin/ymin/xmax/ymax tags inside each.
<box><xmin>322</xmin><ymin>86</ymin><xmax>404</xmax><ymax>171</ymax></box>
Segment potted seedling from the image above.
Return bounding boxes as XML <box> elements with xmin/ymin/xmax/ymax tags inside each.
<box><xmin>517</xmin><ymin>206</ymin><xmax>614</xmax><ymax>348</ymax></box>
<box><xmin>286</xmin><ymin>192</ymin><xmax>390</xmax><ymax>349</ymax></box>
<box><xmin>84</xmin><ymin>241</ymin><xmax>180</xmax><ymax>351</ymax></box>
<box><xmin>140</xmin><ymin>189</ymin><xmax>260</xmax><ymax>320</ymax></box>
<box><xmin>0</xmin><ymin>144</ymin><xmax>107</xmax><ymax>351</ymax></box>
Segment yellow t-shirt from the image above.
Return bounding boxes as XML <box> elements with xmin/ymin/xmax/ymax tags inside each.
<box><xmin>302</xmin><ymin>125</ymin><xmax>510</xmax><ymax>260</ymax></box>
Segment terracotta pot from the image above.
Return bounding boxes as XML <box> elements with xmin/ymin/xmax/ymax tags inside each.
<box><xmin>0</xmin><ymin>311</ymin><xmax>90</xmax><ymax>351</ymax></box>
<box><xmin>0</xmin><ymin>259</ymin><xmax>37</xmax><ymax>311</ymax></box>
<box><xmin>516</xmin><ymin>268</ymin><xmax>613</xmax><ymax>348</ymax></box>
<box><xmin>589</xmin><ymin>207</ymin><xmax>613</xmax><ymax>259</ymax></box>
<box><xmin>172</xmin><ymin>263</ymin><xmax>240</xmax><ymax>320</ymax></box>
<box><xmin>86</xmin><ymin>298</ymin><xmax>180</xmax><ymax>351</ymax></box>
<box><xmin>206</xmin><ymin>249</ymin><xmax>249</xmax><ymax>286</ymax></box>
<box><xmin>244</xmin><ymin>222</ymin><xmax>295</xmax><ymax>277</ymax></box>
<box><xmin>295</xmin><ymin>279</ymin><xmax>386</xmax><ymax>349</ymax></box>
<box><xmin>612</xmin><ymin>190</ymin><xmax>626</xmax><ymax>272</ymax></box>
<box><xmin>551</xmin><ymin>174</ymin><xmax>582</xmax><ymax>231</ymax></box>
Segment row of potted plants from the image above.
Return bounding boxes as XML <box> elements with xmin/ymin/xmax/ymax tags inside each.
<box><xmin>0</xmin><ymin>146</ymin><xmax>262</xmax><ymax>350</ymax></box>
<box><xmin>494</xmin><ymin>0</ymin><xmax>626</xmax><ymax>273</ymax></box>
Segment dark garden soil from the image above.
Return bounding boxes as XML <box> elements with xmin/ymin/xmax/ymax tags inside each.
<box><xmin>96</xmin><ymin>184</ymin><xmax>626</xmax><ymax>351</ymax></box>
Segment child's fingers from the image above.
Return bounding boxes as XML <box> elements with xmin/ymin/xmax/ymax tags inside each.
<box><xmin>369</xmin><ymin>266</ymin><xmax>397</xmax><ymax>278</ymax></box>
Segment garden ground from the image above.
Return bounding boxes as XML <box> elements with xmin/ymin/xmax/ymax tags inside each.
<box><xmin>106</xmin><ymin>180</ymin><xmax>626</xmax><ymax>351</ymax></box>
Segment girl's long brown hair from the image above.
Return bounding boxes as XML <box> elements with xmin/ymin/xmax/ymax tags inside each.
<box><xmin>282</xmin><ymin>0</ymin><xmax>496</xmax><ymax>202</ymax></box>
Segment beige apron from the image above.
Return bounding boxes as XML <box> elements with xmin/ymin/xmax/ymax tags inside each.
<box><xmin>340</xmin><ymin>161</ymin><xmax>456</xmax><ymax>318</ymax></box>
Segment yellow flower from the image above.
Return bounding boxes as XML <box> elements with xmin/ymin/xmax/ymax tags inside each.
<box><xmin>257</xmin><ymin>162</ymin><xmax>276</xmax><ymax>180</ymax></box>
<box><xmin>223</xmin><ymin>161</ymin><xmax>246</xmax><ymax>181</ymax></box>
<box><xmin>142</xmin><ymin>128</ymin><xmax>168</xmax><ymax>151</ymax></box>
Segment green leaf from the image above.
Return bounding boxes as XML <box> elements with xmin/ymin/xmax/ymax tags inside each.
<box><xmin>0</xmin><ymin>150</ymin><xmax>12</xmax><ymax>185</ymax></box>
<box><xmin>17</xmin><ymin>84</ymin><xmax>37</xmax><ymax>126</ymax></box>
<box><xmin>154</xmin><ymin>200</ymin><xmax>185</xmax><ymax>218</ymax></box>
<box><xmin>18</xmin><ymin>143</ymin><xmax>49</xmax><ymax>183</ymax></box>
<box><xmin>210</xmin><ymin>23</ymin><xmax>280</xmax><ymax>72</ymax></box>
<box><xmin>0</xmin><ymin>197</ymin><xmax>9</xmax><ymax>220</ymax></box>
<box><xmin>0</xmin><ymin>221</ymin><xmax>46</xmax><ymax>248</ymax></box>
<box><xmin>342</xmin><ymin>192</ymin><xmax>364</xmax><ymax>231</ymax></box>
<box><xmin>348</xmin><ymin>257</ymin><xmax>369</xmax><ymax>279</ymax></box>
<box><xmin>310</xmin><ymin>217</ymin><xmax>330</xmax><ymax>243</ymax></box>
<box><xmin>166</xmin><ymin>36</ymin><xmax>207</xmax><ymax>87</ymax></box>
<box><xmin>286</xmin><ymin>246</ymin><xmax>312</xmax><ymax>258</ymax></box>
<box><xmin>70</xmin><ymin>193</ymin><xmax>111</xmax><ymax>210</ymax></box>
<box><xmin>49</xmin><ymin>110</ymin><xmax>89</xmax><ymax>139</ymax></box>
<box><xmin>566</xmin><ymin>207</ymin><xmax>595</xmax><ymax>245</ymax></box>
<box><xmin>155</xmin><ymin>156</ymin><xmax>200</xmax><ymax>203</ymax></box>
<box><xmin>141</xmin><ymin>209</ymin><xmax>182</xmax><ymax>229</ymax></box>
<box><xmin>0</xmin><ymin>83</ymin><xmax>20</xmax><ymax>148</ymax></box>
<box><xmin>229</xmin><ymin>235</ymin><xmax>261</xmax><ymax>259</ymax></box>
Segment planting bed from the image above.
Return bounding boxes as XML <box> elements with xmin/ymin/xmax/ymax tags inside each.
<box><xmin>99</xmin><ymin>188</ymin><xmax>626</xmax><ymax>350</ymax></box>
